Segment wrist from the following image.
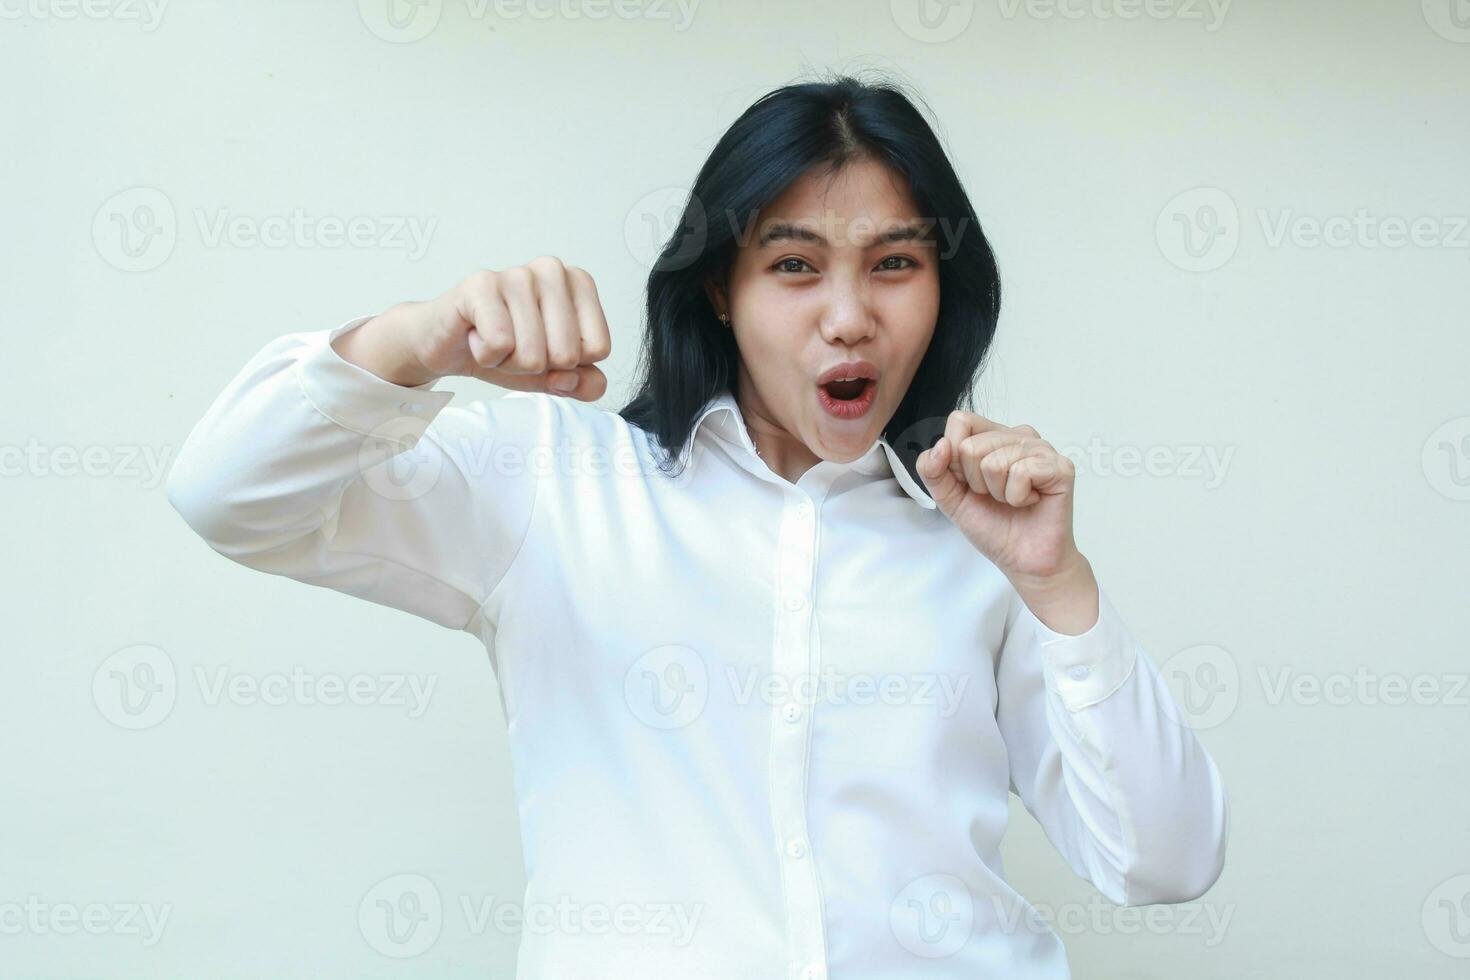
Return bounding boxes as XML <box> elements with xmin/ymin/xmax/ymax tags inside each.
<box><xmin>332</xmin><ymin>303</ymin><xmax>439</xmax><ymax>388</ymax></box>
<box><xmin>1008</xmin><ymin>551</ymin><xmax>1099</xmax><ymax>636</ymax></box>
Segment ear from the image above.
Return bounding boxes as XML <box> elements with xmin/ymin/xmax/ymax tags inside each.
<box><xmin>702</xmin><ymin>275</ymin><xmax>727</xmax><ymax>319</ymax></box>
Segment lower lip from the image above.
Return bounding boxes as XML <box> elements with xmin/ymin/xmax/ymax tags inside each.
<box><xmin>816</xmin><ymin>379</ymin><xmax>877</xmax><ymax>419</ymax></box>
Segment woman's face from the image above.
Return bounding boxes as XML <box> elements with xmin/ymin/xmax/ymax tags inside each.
<box><xmin>709</xmin><ymin>157</ymin><xmax>942</xmax><ymax>466</ymax></box>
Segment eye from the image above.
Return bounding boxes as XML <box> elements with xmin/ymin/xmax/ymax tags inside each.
<box><xmin>773</xmin><ymin>255</ymin><xmax>919</xmax><ymax>274</ymax></box>
<box><xmin>773</xmin><ymin>257</ymin><xmax>814</xmax><ymax>274</ymax></box>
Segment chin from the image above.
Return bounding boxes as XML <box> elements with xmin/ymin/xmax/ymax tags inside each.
<box><xmin>816</xmin><ymin>426</ymin><xmax>877</xmax><ymax>461</ymax></box>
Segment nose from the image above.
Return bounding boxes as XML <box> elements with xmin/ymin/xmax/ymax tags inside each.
<box><xmin>818</xmin><ymin>277</ymin><xmax>878</xmax><ymax>347</ymax></box>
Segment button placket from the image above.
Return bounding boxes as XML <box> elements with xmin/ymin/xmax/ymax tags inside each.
<box><xmin>768</xmin><ymin>488</ymin><xmax>828</xmax><ymax>980</ymax></box>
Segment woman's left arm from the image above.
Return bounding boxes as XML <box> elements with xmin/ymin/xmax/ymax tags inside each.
<box><xmin>992</xmin><ymin>575</ymin><xmax>1230</xmax><ymax>906</ymax></box>
<box><xmin>918</xmin><ymin>410</ymin><xmax>1230</xmax><ymax>906</ymax></box>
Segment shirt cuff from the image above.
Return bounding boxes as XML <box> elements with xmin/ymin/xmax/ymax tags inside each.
<box><xmin>1028</xmin><ymin>584</ymin><xmax>1139</xmax><ymax>712</ymax></box>
<box><xmin>295</xmin><ymin>314</ymin><xmax>455</xmax><ymax>449</ymax></box>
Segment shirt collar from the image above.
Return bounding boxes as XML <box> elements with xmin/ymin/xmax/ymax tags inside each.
<box><xmin>675</xmin><ymin>389</ymin><xmax>937</xmax><ymax>509</ymax></box>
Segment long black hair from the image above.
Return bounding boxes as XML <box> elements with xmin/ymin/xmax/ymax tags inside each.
<box><xmin>618</xmin><ymin>70</ymin><xmax>1002</xmax><ymax>487</ymax></box>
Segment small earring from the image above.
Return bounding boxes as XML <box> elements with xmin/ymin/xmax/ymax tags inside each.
<box><xmin>719</xmin><ymin>313</ymin><xmax>730</xmax><ymax>327</ymax></box>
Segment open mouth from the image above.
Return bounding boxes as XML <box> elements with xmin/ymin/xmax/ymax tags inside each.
<box><xmin>816</xmin><ymin>373</ymin><xmax>878</xmax><ymax>419</ymax></box>
<box><xmin>816</xmin><ymin>360</ymin><xmax>879</xmax><ymax>418</ymax></box>
<box><xmin>821</xmin><ymin>378</ymin><xmax>872</xmax><ymax>401</ymax></box>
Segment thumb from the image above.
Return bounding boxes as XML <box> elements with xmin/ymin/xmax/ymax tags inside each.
<box><xmin>917</xmin><ymin>437</ymin><xmax>966</xmax><ymax>515</ymax></box>
<box><xmin>473</xmin><ymin>364</ymin><xmax>608</xmax><ymax>401</ymax></box>
<box><xmin>542</xmin><ymin>364</ymin><xmax>608</xmax><ymax>401</ymax></box>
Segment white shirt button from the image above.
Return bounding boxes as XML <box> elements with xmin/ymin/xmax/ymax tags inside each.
<box><xmin>786</xmin><ymin>838</ymin><xmax>806</xmax><ymax>859</ymax></box>
<box><xmin>782</xmin><ymin>703</ymin><xmax>802</xmax><ymax>723</ymax></box>
<box><xmin>1067</xmin><ymin>665</ymin><xmax>1092</xmax><ymax>680</ymax></box>
<box><xmin>794</xmin><ymin>501</ymin><xmax>812</xmax><ymax>519</ymax></box>
<box><xmin>800</xmin><ymin>967</ymin><xmax>825</xmax><ymax>980</ymax></box>
<box><xmin>785</xmin><ymin>594</ymin><xmax>807</xmax><ymax>611</ymax></box>
<box><xmin>398</xmin><ymin>401</ymin><xmax>422</xmax><ymax>414</ymax></box>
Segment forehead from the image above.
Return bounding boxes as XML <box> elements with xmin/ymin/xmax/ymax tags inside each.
<box><xmin>754</xmin><ymin>158</ymin><xmax>925</xmax><ymax>245</ymax></box>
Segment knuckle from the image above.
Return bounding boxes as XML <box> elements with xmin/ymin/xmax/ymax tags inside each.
<box><xmin>500</xmin><ymin>265</ymin><xmax>532</xmax><ymax>288</ymax></box>
<box><xmin>582</xmin><ymin>330</ymin><xmax>612</xmax><ymax>360</ymax></box>
<box><xmin>569</xmin><ymin>265</ymin><xmax>601</xmax><ymax>296</ymax></box>
<box><xmin>466</xmin><ymin>268</ymin><xmax>499</xmax><ymax>295</ymax></box>
<box><xmin>546</xmin><ymin>345</ymin><xmax>580</xmax><ymax>369</ymax></box>
<box><xmin>528</xmin><ymin>254</ymin><xmax>565</xmax><ymax>274</ymax></box>
<box><xmin>475</xmin><ymin>331</ymin><xmax>513</xmax><ymax>363</ymax></box>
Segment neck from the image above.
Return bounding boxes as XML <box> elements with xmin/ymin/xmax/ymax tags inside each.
<box><xmin>733</xmin><ymin>381</ymin><xmax>821</xmax><ymax>485</ymax></box>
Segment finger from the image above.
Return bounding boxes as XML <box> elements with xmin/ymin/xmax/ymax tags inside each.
<box><xmin>942</xmin><ymin>409</ymin><xmax>1004</xmax><ymax>476</ymax></box>
<box><xmin>530</xmin><ymin>258</ymin><xmax>583</xmax><ymax>373</ymax></box>
<box><xmin>464</xmin><ymin>288</ymin><xmax>515</xmax><ymax>370</ymax></box>
<box><xmin>499</xmin><ymin>268</ymin><xmax>548</xmax><ymax>375</ymax></box>
<box><xmin>473</xmin><ymin>363</ymin><xmax>604</xmax><ymax>400</ymax></box>
<box><xmin>917</xmin><ymin>436</ymin><xmax>966</xmax><ymax>514</ymax></box>
<box><xmin>1004</xmin><ymin>454</ymin><xmax>1042</xmax><ymax>507</ymax></box>
<box><xmin>547</xmin><ymin>363</ymin><xmax>608</xmax><ymax>401</ymax></box>
<box><xmin>957</xmin><ymin>431</ymin><xmax>1027</xmax><ymax>502</ymax></box>
<box><xmin>567</xmin><ymin>265</ymin><xmax>612</xmax><ymax>364</ymax></box>
<box><xmin>1021</xmin><ymin>446</ymin><xmax>1076</xmax><ymax>496</ymax></box>
<box><xmin>980</xmin><ymin>445</ymin><xmax>1012</xmax><ymax>502</ymax></box>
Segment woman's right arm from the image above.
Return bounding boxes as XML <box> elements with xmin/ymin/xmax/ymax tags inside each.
<box><xmin>164</xmin><ymin>259</ymin><xmax>612</xmax><ymax>630</ymax></box>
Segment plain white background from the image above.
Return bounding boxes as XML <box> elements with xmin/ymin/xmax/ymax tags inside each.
<box><xmin>3</xmin><ymin>1</ymin><xmax>1467</xmax><ymax>976</ymax></box>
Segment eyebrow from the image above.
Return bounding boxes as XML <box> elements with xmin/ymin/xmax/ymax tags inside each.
<box><xmin>756</xmin><ymin>220</ymin><xmax>931</xmax><ymax>249</ymax></box>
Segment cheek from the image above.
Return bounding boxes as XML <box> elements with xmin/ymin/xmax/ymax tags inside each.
<box><xmin>741</xmin><ymin>324</ymin><xmax>799</xmax><ymax>367</ymax></box>
<box><xmin>896</xmin><ymin>296</ymin><xmax>938</xmax><ymax>332</ymax></box>
<box><xmin>733</xmin><ymin>324</ymin><xmax>808</xmax><ymax>400</ymax></box>
<box><xmin>881</xmin><ymin>286</ymin><xmax>940</xmax><ymax>347</ymax></box>
<box><xmin>912</xmin><ymin>269</ymin><xmax>943</xmax><ymax>320</ymax></box>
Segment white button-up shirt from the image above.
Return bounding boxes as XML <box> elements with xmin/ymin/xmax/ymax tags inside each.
<box><xmin>167</xmin><ymin>314</ymin><xmax>1229</xmax><ymax>979</ymax></box>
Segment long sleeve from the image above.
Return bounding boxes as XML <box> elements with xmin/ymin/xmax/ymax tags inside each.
<box><xmin>994</xmin><ymin>580</ymin><xmax>1230</xmax><ymax>906</ymax></box>
<box><xmin>165</xmin><ymin>314</ymin><xmax>550</xmax><ymax>631</ymax></box>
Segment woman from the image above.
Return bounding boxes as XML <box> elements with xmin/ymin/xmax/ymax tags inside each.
<box><xmin>168</xmin><ymin>74</ymin><xmax>1228</xmax><ymax>978</ymax></box>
